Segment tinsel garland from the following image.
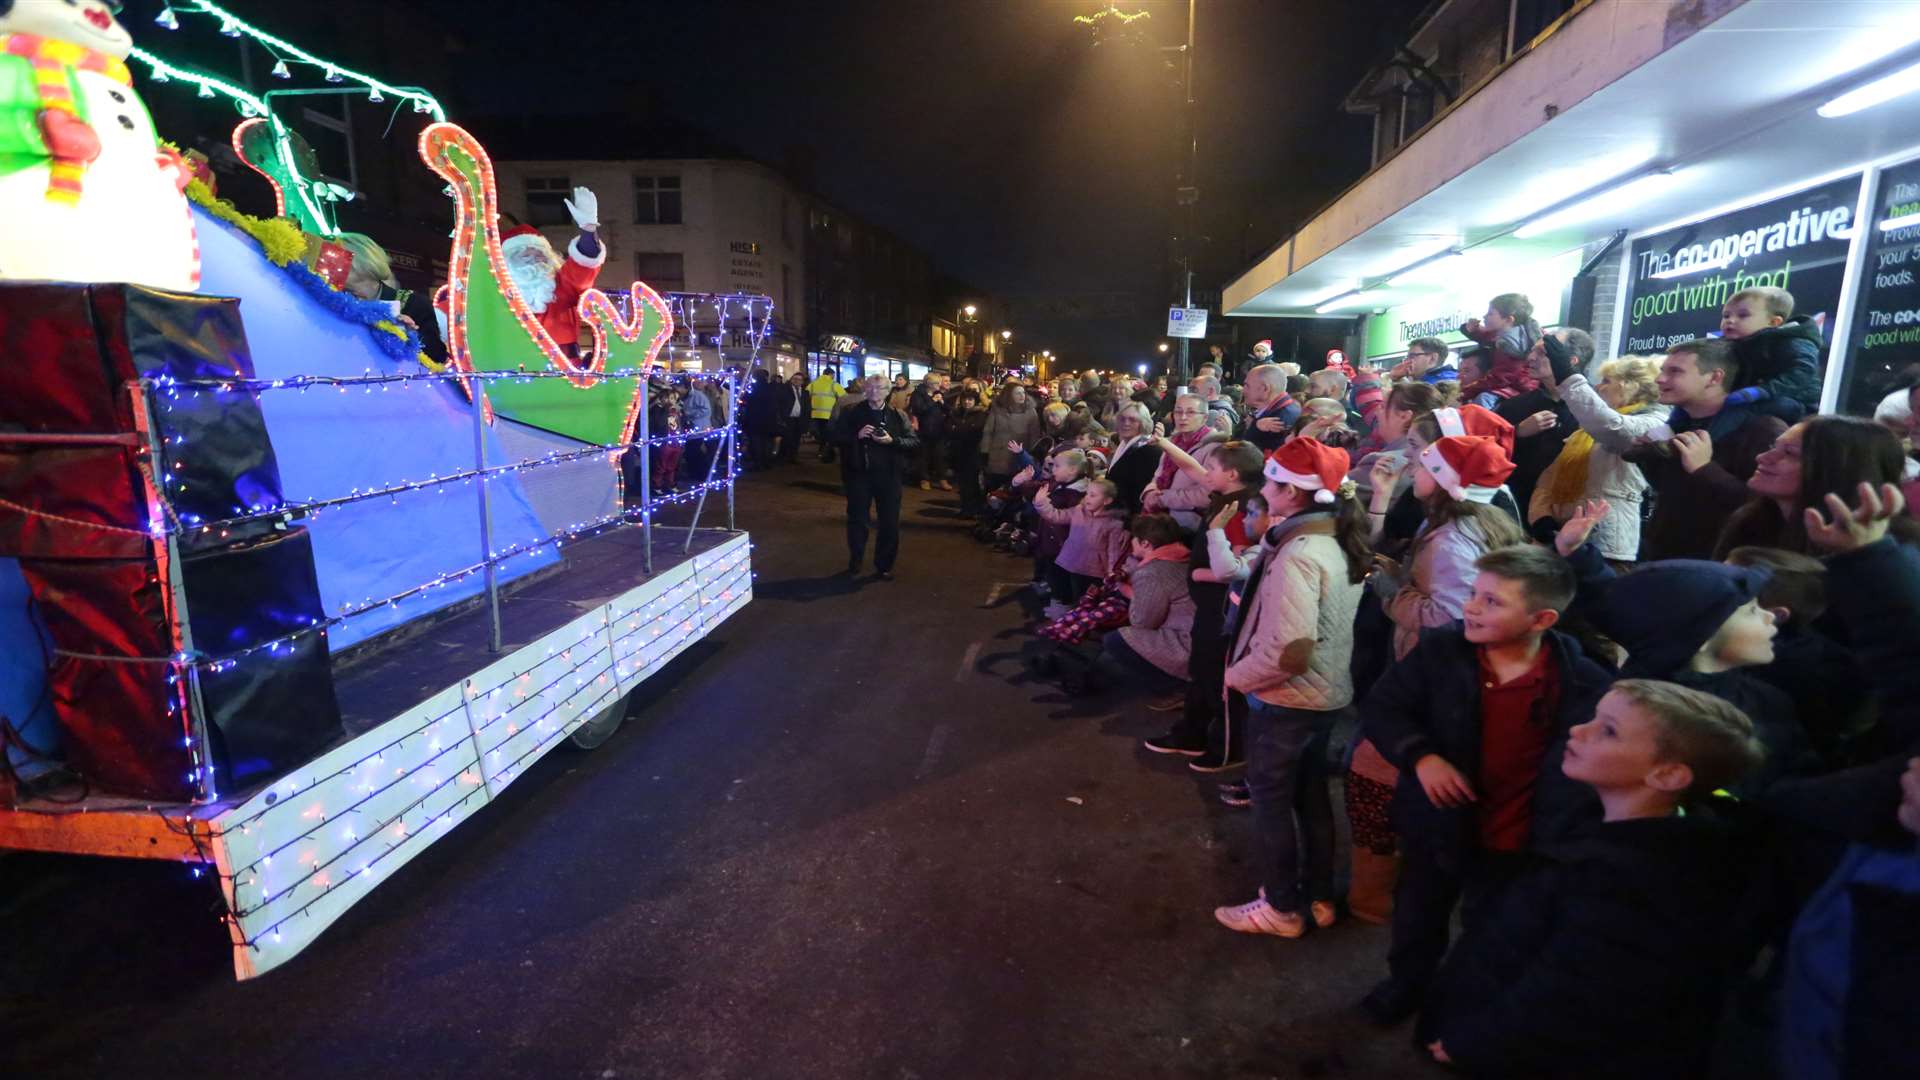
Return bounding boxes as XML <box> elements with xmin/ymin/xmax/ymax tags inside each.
<box><xmin>277</xmin><ymin>259</ymin><xmax>424</xmax><ymax>363</ymax></box>
<box><xmin>183</xmin><ymin>180</ymin><xmax>427</xmax><ymax>365</ymax></box>
<box><xmin>185</xmin><ymin>179</ymin><xmax>307</xmax><ymax>266</ymax></box>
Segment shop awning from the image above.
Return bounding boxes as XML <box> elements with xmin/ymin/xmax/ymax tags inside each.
<box><xmin>1224</xmin><ymin>0</ymin><xmax>1920</xmax><ymax>318</ymax></box>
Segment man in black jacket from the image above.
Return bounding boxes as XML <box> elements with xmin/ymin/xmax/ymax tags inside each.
<box><xmin>909</xmin><ymin>376</ymin><xmax>949</xmax><ymax>490</ymax></box>
<box><xmin>1237</xmin><ymin>363</ymin><xmax>1302</xmax><ymax>452</ymax></box>
<box><xmin>832</xmin><ymin>375</ymin><xmax>920</xmax><ymax>579</ymax></box>
<box><xmin>1359</xmin><ymin>545</ymin><xmax>1612</xmax><ymax>1024</ymax></box>
<box><xmin>1501</xmin><ymin>327</ymin><xmax>1596</xmax><ymax>530</ymax></box>
<box><xmin>742</xmin><ymin>368</ymin><xmax>778</xmax><ymax>470</ymax></box>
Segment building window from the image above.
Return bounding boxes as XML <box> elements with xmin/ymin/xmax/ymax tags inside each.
<box><xmin>299</xmin><ymin>101</ymin><xmax>359</xmax><ymax>193</ymax></box>
<box><xmin>634</xmin><ymin>175</ymin><xmax>683</xmax><ymax>225</ymax></box>
<box><xmin>1511</xmin><ymin>0</ymin><xmax>1579</xmax><ymax>55</ymax></box>
<box><xmin>634</xmin><ymin>251</ymin><xmax>685</xmax><ymax>293</ymax></box>
<box><xmin>524</xmin><ymin>176</ymin><xmax>572</xmax><ymax>227</ymax></box>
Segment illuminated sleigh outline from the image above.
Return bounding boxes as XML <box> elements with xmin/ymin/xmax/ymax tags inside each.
<box><xmin>419</xmin><ymin>122</ymin><xmax>674</xmax><ymax>445</ymax></box>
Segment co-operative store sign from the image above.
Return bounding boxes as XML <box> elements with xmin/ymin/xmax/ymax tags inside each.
<box><xmin>1619</xmin><ymin>175</ymin><xmax>1859</xmax><ymax>355</ymax></box>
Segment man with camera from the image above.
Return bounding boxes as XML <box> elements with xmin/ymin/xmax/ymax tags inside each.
<box><xmin>832</xmin><ymin>374</ymin><xmax>920</xmax><ymax>580</ymax></box>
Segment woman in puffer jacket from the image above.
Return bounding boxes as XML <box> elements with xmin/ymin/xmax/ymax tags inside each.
<box><xmin>1529</xmin><ymin>354</ymin><xmax>1667</xmax><ymax>565</ymax></box>
<box><xmin>1212</xmin><ymin>439</ymin><xmax>1372</xmax><ymax>939</ymax></box>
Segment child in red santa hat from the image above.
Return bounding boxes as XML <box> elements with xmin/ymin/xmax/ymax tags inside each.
<box><xmin>1214</xmin><ymin>438</ymin><xmax>1371</xmax><ymax>938</ymax></box>
<box><xmin>1376</xmin><ymin>435</ymin><xmax>1527</xmax><ymax>661</ymax></box>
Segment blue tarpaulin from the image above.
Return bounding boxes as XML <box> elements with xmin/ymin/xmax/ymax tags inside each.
<box><xmin>191</xmin><ymin>207</ymin><xmax>559</xmax><ymax>651</ymax></box>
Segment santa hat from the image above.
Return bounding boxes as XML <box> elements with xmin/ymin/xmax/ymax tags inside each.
<box><xmin>1433</xmin><ymin>404</ymin><xmax>1515</xmax><ymax>456</ymax></box>
<box><xmin>501</xmin><ymin>224</ymin><xmax>551</xmax><ymax>260</ymax></box>
<box><xmin>1263</xmin><ymin>438</ymin><xmax>1352</xmax><ymax>505</ymax></box>
<box><xmin>1419</xmin><ymin>435</ymin><xmax>1515</xmax><ymax>504</ymax></box>
<box><xmin>1255</xmin><ymin>339</ymin><xmax>1274</xmax><ymax>351</ymax></box>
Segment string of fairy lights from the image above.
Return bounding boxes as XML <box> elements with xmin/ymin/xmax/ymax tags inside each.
<box><xmin>113</xmin><ymin>368</ymin><xmax>750</xmax><ymax>678</ymax></box>
<box><xmin>144</xmin><ymin>1</ymin><xmax>446</xmax><ymax>121</ymax></box>
<box><xmin>145</xmin><ymin>368</ymin><xmax>742</xmax><ymax>539</ymax></box>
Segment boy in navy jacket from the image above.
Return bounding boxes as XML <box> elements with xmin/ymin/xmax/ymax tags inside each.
<box><xmin>1418</xmin><ymin>679</ymin><xmax>1765</xmax><ymax>1078</ymax></box>
<box><xmin>1359</xmin><ymin>545</ymin><xmax>1613</xmax><ymax>1024</ymax></box>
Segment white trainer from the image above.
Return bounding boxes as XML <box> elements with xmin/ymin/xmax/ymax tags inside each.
<box><xmin>1213</xmin><ymin>896</ymin><xmax>1305</xmax><ymax>938</ymax></box>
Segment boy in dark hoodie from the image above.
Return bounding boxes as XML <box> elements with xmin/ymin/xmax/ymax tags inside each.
<box><xmin>1555</xmin><ymin>517</ymin><xmax>1807</xmax><ymax>794</ymax></box>
<box><xmin>1722</xmin><ymin>546</ymin><xmax>1872</xmax><ymax>769</ymax></box>
<box><xmin>1419</xmin><ymin>679</ymin><xmax>1765</xmax><ymax>1078</ymax></box>
<box><xmin>1719</xmin><ymin>286</ymin><xmax>1823</xmax><ymax>422</ymax></box>
<box><xmin>1358</xmin><ymin>544</ymin><xmax>1613</xmax><ymax>1024</ymax></box>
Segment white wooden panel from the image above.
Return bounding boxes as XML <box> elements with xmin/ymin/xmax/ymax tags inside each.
<box><xmin>210</xmin><ymin>531</ymin><xmax>753</xmax><ymax>980</ymax></box>
<box><xmin>217</xmin><ymin>684</ymin><xmax>486</xmax><ymax>978</ymax></box>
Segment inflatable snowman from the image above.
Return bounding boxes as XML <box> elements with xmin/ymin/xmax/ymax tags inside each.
<box><xmin>0</xmin><ymin>0</ymin><xmax>200</xmax><ymax>290</ymax></box>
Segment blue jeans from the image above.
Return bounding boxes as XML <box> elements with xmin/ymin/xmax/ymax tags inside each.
<box><xmin>1245</xmin><ymin>699</ymin><xmax>1339</xmax><ymax>914</ymax></box>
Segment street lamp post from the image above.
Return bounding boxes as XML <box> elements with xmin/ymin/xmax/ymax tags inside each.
<box><xmin>1075</xmin><ymin>3</ymin><xmax>1200</xmax><ymax>386</ymax></box>
<box><xmin>1175</xmin><ymin>0</ymin><xmax>1198</xmax><ymax>388</ymax></box>
<box><xmin>956</xmin><ymin>303</ymin><xmax>980</xmax><ymax>378</ymax></box>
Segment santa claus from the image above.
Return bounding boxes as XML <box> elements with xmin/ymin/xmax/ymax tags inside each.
<box><xmin>500</xmin><ymin>185</ymin><xmax>605</xmax><ymax>354</ymax></box>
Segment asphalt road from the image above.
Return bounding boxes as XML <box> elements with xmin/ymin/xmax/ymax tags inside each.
<box><xmin>2</xmin><ymin>459</ymin><xmax>1432</xmax><ymax>1080</ymax></box>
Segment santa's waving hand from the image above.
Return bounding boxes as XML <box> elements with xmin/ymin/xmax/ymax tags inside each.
<box><xmin>500</xmin><ymin>184</ymin><xmax>606</xmax><ymax>355</ymax></box>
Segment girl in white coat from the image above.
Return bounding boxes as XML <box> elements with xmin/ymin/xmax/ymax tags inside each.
<box><xmin>1213</xmin><ymin>439</ymin><xmax>1371</xmax><ymax>938</ymax></box>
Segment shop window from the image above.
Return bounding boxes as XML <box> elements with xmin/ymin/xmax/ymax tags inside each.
<box><xmin>634</xmin><ymin>251</ymin><xmax>685</xmax><ymax>293</ymax></box>
<box><xmin>524</xmin><ymin>176</ymin><xmax>572</xmax><ymax>227</ymax></box>
<box><xmin>634</xmin><ymin>175</ymin><xmax>683</xmax><ymax>225</ymax></box>
<box><xmin>1841</xmin><ymin>158</ymin><xmax>1920</xmax><ymax>416</ymax></box>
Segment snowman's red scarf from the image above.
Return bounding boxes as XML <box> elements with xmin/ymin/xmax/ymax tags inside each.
<box><xmin>3</xmin><ymin>33</ymin><xmax>133</xmax><ymax>205</ymax></box>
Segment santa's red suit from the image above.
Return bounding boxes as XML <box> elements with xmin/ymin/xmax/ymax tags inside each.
<box><xmin>501</xmin><ymin>225</ymin><xmax>607</xmax><ymax>352</ymax></box>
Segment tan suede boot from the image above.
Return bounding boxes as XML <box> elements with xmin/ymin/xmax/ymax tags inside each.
<box><xmin>1346</xmin><ymin>848</ymin><xmax>1400</xmax><ymax>925</ymax></box>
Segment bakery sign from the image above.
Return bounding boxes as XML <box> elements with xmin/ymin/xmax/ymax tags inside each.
<box><xmin>728</xmin><ymin>240</ymin><xmax>767</xmax><ymax>287</ymax></box>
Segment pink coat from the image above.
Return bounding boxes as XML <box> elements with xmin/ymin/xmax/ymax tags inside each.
<box><xmin>1040</xmin><ymin>502</ymin><xmax>1131</xmax><ymax>578</ymax></box>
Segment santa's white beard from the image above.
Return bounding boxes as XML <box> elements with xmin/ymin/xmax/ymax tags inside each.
<box><xmin>508</xmin><ymin>258</ymin><xmax>559</xmax><ymax>315</ymax></box>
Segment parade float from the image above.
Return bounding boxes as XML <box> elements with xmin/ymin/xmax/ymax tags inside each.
<box><xmin>0</xmin><ymin>1</ymin><xmax>755</xmax><ymax>978</ymax></box>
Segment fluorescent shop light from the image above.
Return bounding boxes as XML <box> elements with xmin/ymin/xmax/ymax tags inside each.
<box><xmin>1315</xmin><ymin>290</ymin><xmax>1380</xmax><ymax>315</ymax></box>
<box><xmin>1880</xmin><ymin>212</ymin><xmax>1920</xmax><ymax>231</ymax></box>
<box><xmin>1819</xmin><ymin>59</ymin><xmax>1920</xmax><ymax>119</ymax></box>
<box><xmin>1515</xmin><ymin>172</ymin><xmax>1677</xmax><ymax>239</ymax></box>
<box><xmin>1387</xmin><ymin>249</ymin><xmax>1465</xmax><ymax>287</ymax></box>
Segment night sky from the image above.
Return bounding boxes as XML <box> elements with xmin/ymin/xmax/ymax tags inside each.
<box><xmin>400</xmin><ymin>1</ymin><xmax>1424</xmax><ymax>359</ymax></box>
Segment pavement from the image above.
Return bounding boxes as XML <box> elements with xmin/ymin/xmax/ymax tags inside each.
<box><xmin>1</xmin><ymin>457</ymin><xmax>1435</xmax><ymax>1080</ymax></box>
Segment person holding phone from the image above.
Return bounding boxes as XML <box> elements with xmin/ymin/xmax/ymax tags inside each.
<box><xmin>831</xmin><ymin>375</ymin><xmax>920</xmax><ymax>579</ymax></box>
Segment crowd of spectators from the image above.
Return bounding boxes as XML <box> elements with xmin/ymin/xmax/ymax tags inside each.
<box><xmin>778</xmin><ymin>288</ymin><xmax>1920</xmax><ymax>1076</ymax></box>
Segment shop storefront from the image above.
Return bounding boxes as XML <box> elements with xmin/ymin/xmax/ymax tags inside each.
<box><xmin>1222</xmin><ymin>1</ymin><xmax>1920</xmax><ymax>424</ymax></box>
<box><xmin>1362</xmin><ymin>249</ymin><xmax>1582</xmax><ymax>365</ymax></box>
<box><xmin>1607</xmin><ymin>149</ymin><xmax>1920</xmax><ymax>416</ymax></box>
